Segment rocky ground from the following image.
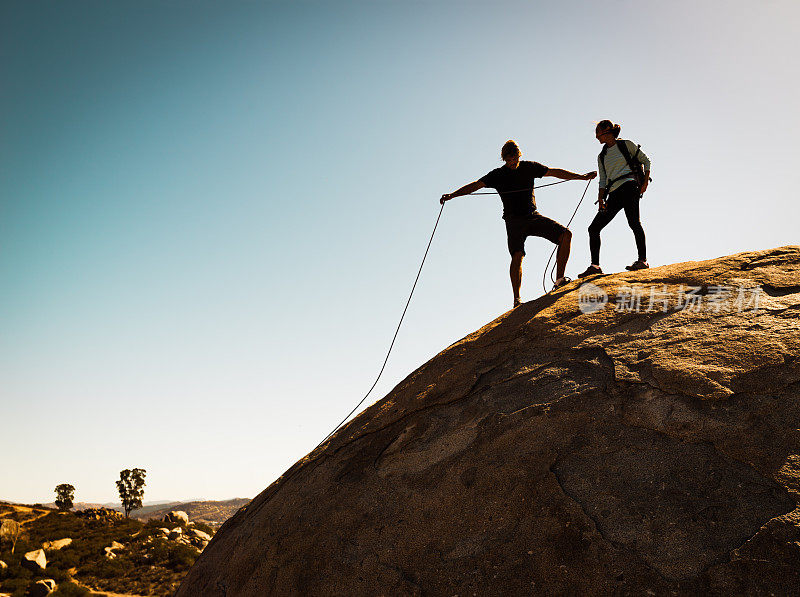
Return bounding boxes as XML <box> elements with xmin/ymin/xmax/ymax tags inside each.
<box><xmin>129</xmin><ymin>500</ymin><xmax>250</xmax><ymax>529</ymax></box>
<box><xmin>0</xmin><ymin>503</ymin><xmax>215</xmax><ymax>596</ymax></box>
<box><xmin>177</xmin><ymin>246</ymin><xmax>800</xmax><ymax>596</ymax></box>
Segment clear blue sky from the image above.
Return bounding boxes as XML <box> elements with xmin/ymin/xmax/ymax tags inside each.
<box><xmin>2</xmin><ymin>0</ymin><xmax>798</xmax><ymax>503</ymax></box>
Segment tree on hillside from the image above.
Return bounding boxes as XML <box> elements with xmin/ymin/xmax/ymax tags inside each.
<box><xmin>116</xmin><ymin>468</ymin><xmax>146</xmax><ymax>518</ymax></box>
<box><xmin>0</xmin><ymin>519</ymin><xmax>21</xmax><ymax>553</ymax></box>
<box><xmin>54</xmin><ymin>483</ymin><xmax>76</xmax><ymax>510</ymax></box>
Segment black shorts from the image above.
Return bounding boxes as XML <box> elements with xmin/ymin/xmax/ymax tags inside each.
<box><xmin>504</xmin><ymin>213</ymin><xmax>567</xmax><ymax>256</ymax></box>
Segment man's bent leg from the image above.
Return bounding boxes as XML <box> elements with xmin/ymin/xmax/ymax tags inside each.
<box><xmin>525</xmin><ymin>214</ymin><xmax>571</xmax><ymax>284</ymax></box>
<box><xmin>555</xmin><ymin>229</ymin><xmax>572</xmax><ymax>280</ymax></box>
<box><xmin>510</xmin><ymin>251</ymin><xmax>524</xmax><ymax>303</ymax></box>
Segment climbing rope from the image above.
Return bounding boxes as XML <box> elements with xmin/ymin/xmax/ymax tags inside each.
<box><xmin>315</xmin><ymin>202</ymin><xmax>446</xmax><ymax>451</ymax></box>
<box><xmin>541</xmin><ymin>178</ymin><xmax>593</xmax><ymax>293</ymax></box>
<box><xmin>316</xmin><ymin>178</ymin><xmax>593</xmax><ymax>451</ymax></box>
<box><xmin>469</xmin><ymin>178</ymin><xmax>571</xmax><ymax>194</ymax></box>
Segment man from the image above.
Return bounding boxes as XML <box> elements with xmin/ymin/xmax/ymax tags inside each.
<box><xmin>440</xmin><ymin>139</ymin><xmax>596</xmax><ymax>308</ymax></box>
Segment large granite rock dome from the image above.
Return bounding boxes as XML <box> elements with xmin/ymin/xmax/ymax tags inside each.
<box><xmin>178</xmin><ymin>246</ymin><xmax>800</xmax><ymax>595</ymax></box>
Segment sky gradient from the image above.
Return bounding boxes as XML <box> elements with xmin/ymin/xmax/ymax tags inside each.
<box><xmin>2</xmin><ymin>0</ymin><xmax>798</xmax><ymax>503</ymax></box>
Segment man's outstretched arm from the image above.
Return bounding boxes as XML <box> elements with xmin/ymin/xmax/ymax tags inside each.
<box><xmin>440</xmin><ymin>180</ymin><xmax>486</xmax><ymax>205</ymax></box>
<box><xmin>544</xmin><ymin>168</ymin><xmax>597</xmax><ymax>181</ymax></box>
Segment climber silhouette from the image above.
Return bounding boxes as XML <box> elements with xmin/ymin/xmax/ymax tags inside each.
<box><xmin>579</xmin><ymin>120</ymin><xmax>652</xmax><ymax>278</ymax></box>
<box><xmin>441</xmin><ymin>139</ymin><xmax>596</xmax><ymax>308</ymax></box>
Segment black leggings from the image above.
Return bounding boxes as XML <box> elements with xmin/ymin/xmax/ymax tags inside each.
<box><xmin>588</xmin><ymin>181</ymin><xmax>646</xmax><ymax>264</ymax></box>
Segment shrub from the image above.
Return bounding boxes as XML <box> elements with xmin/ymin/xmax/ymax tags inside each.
<box><xmin>193</xmin><ymin>522</ymin><xmax>215</xmax><ymax>536</ymax></box>
<box><xmin>167</xmin><ymin>544</ymin><xmax>198</xmax><ymax>572</ymax></box>
<box><xmin>52</xmin><ymin>580</ymin><xmax>91</xmax><ymax>596</ymax></box>
<box><xmin>0</xmin><ymin>575</ymin><xmax>30</xmax><ymax>597</ymax></box>
<box><xmin>82</xmin><ymin>553</ymin><xmax>134</xmax><ymax>579</ymax></box>
<box><xmin>148</xmin><ymin>538</ymin><xmax>170</xmax><ymax>562</ymax></box>
<box><xmin>48</xmin><ymin>548</ymin><xmax>80</xmax><ymax>570</ymax></box>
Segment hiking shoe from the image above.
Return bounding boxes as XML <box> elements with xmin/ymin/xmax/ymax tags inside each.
<box><xmin>625</xmin><ymin>260</ymin><xmax>650</xmax><ymax>271</ymax></box>
<box><xmin>513</xmin><ymin>297</ymin><xmax>522</xmax><ymax>308</ymax></box>
<box><xmin>578</xmin><ymin>265</ymin><xmax>603</xmax><ymax>278</ymax></box>
<box><xmin>552</xmin><ymin>276</ymin><xmax>572</xmax><ymax>290</ymax></box>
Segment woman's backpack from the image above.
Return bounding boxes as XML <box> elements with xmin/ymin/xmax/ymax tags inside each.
<box><xmin>601</xmin><ymin>140</ymin><xmax>651</xmax><ymax>188</ymax></box>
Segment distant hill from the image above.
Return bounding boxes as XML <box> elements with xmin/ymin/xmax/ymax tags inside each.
<box><xmin>130</xmin><ymin>499</ymin><xmax>251</xmax><ymax>528</ymax></box>
<box><xmin>40</xmin><ymin>501</ymin><xmax>109</xmax><ymax>511</ymax></box>
<box><xmin>127</xmin><ymin>502</ymin><xmax>184</xmax><ymax>517</ymax></box>
<box><xmin>41</xmin><ymin>500</ymin><xmax>187</xmax><ymax>511</ymax></box>
<box><xmin>33</xmin><ymin>498</ymin><xmax>250</xmax><ymax>528</ymax></box>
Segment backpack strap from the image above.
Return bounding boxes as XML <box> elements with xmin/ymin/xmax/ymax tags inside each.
<box><xmin>616</xmin><ymin>140</ymin><xmax>639</xmax><ymax>182</ymax></box>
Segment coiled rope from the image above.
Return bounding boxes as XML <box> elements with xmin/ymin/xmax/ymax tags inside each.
<box><xmin>541</xmin><ymin>178</ymin><xmax>593</xmax><ymax>293</ymax></box>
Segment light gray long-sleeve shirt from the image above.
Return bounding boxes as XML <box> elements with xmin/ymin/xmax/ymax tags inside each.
<box><xmin>597</xmin><ymin>140</ymin><xmax>651</xmax><ymax>192</ymax></box>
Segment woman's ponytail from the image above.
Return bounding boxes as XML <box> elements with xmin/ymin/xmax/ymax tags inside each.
<box><xmin>596</xmin><ymin>119</ymin><xmax>621</xmax><ymax>138</ymax></box>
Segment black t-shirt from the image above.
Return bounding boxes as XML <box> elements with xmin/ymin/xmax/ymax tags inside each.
<box><xmin>480</xmin><ymin>160</ymin><xmax>549</xmax><ymax>219</ymax></box>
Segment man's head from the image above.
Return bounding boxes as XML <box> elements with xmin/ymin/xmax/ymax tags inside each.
<box><xmin>501</xmin><ymin>139</ymin><xmax>521</xmax><ymax>168</ymax></box>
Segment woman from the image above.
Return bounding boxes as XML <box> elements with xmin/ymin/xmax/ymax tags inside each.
<box><xmin>579</xmin><ymin>120</ymin><xmax>651</xmax><ymax>277</ymax></box>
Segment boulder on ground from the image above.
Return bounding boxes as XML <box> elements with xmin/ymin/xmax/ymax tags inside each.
<box><xmin>190</xmin><ymin>537</ymin><xmax>209</xmax><ymax>549</ymax></box>
<box><xmin>0</xmin><ymin>559</ymin><xmax>7</xmax><ymax>577</ymax></box>
<box><xmin>103</xmin><ymin>540</ymin><xmax>125</xmax><ymax>559</ymax></box>
<box><xmin>168</xmin><ymin>527</ymin><xmax>183</xmax><ymax>540</ymax></box>
<box><xmin>188</xmin><ymin>529</ymin><xmax>212</xmax><ymax>542</ymax></box>
<box><xmin>164</xmin><ymin>510</ymin><xmax>189</xmax><ymax>525</ymax></box>
<box><xmin>21</xmin><ymin>549</ymin><xmax>46</xmax><ymax>572</ymax></box>
<box><xmin>157</xmin><ymin>527</ymin><xmax>170</xmax><ymax>535</ymax></box>
<box><xmin>42</xmin><ymin>538</ymin><xmax>72</xmax><ymax>551</ymax></box>
<box><xmin>28</xmin><ymin>579</ymin><xmax>56</xmax><ymax>597</ymax></box>
<box><xmin>176</xmin><ymin>247</ymin><xmax>800</xmax><ymax>596</ymax></box>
